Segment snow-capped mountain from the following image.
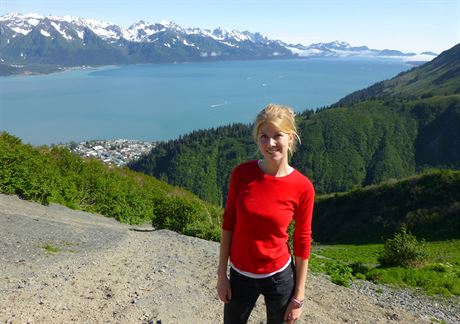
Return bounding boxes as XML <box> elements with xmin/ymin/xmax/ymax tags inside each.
<box><xmin>1</xmin><ymin>13</ymin><xmax>124</xmax><ymax>40</ymax></box>
<box><xmin>0</xmin><ymin>13</ymin><xmax>437</xmax><ymax>73</ymax></box>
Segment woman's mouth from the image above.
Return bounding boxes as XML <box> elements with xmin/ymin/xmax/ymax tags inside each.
<box><xmin>265</xmin><ymin>148</ymin><xmax>278</xmax><ymax>155</ymax></box>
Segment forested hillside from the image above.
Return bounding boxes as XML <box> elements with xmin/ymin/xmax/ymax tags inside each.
<box><xmin>129</xmin><ymin>43</ymin><xmax>460</xmax><ymax>205</ymax></box>
<box><xmin>293</xmin><ymin>95</ymin><xmax>459</xmax><ymax>193</ymax></box>
<box><xmin>129</xmin><ymin>123</ymin><xmax>256</xmax><ymax>205</ymax></box>
<box><xmin>313</xmin><ymin>170</ymin><xmax>460</xmax><ymax>243</ymax></box>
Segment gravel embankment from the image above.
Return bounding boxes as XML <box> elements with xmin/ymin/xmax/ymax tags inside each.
<box><xmin>0</xmin><ymin>194</ymin><xmax>458</xmax><ymax>323</ymax></box>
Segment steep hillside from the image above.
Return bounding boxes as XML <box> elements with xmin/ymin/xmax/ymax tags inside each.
<box><xmin>129</xmin><ymin>124</ymin><xmax>255</xmax><ymax>205</ymax></box>
<box><xmin>293</xmin><ymin>95</ymin><xmax>459</xmax><ymax>193</ymax></box>
<box><xmin>0</xmin><ymin>132</ymin><xmax>222</xmax><ymax>240</ymax></box>
<box><xmin>129</xmin><ymin>43</ymin><xmax>460</xmax><ymax>205</ymax></box>
<box><xmin>335</xmin><ymin>43</ymin><xmax>460</xmax><ymax>105</ymax></box>
<box><xmin>313</xmin><ymin>170</ymin><xmax>460</xmax><ymax>244</ymax></box>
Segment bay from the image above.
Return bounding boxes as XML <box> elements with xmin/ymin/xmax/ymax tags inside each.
<box><xmin>0</xmin><ymin>58</ymin><xmax>411</xmax><ymax>145</ymax></box>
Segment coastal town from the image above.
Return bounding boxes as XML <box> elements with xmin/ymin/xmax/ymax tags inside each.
<box><xmin>67</xmin><ymin>139</ymin><xmax>156</xmax><ymax>166</ymax></box>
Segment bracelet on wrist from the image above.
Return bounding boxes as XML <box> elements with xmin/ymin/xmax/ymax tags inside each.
<box><xmin>290</xmin><ymin>297</ymin><xmax>304</xmax><ymax>308</ymax></box>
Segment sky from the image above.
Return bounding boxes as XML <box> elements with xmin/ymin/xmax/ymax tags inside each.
<box><xmin>1</xmin><ymin>0</ymin><xmax>459</xmax><ymax>53</ymax></box>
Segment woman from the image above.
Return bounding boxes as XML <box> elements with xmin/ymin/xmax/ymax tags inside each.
<box><xmin>217</xmin><ymin>103</ymin><xmax>315</xmax><ymax>323</ymax></box>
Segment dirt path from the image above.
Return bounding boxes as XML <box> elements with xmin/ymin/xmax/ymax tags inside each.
<box><xmin>0</xmin><ymin>194</ymin><xmax>444</xmax><ymax>323</ymax></box>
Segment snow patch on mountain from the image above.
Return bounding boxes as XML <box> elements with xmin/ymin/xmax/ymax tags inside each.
<box><xmin>124</xmin><ymin>20</ymin><xmax>161</xmax><ymax>42</ymax></box>
<box><xmin>40</xmin><ymin>29</ymin><xmax>50</xmax><ymax>37</ymax></box>
<box><xmin>50</xmin><ymin>21</ymin><xmax>72</xmax><ymax>40</ymax></box>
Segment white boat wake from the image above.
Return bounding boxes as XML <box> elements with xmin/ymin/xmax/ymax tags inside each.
<box><xmin>210</xmin><ymin>101</ymin><xmax>228</xmax><ymax>108</ymax></box>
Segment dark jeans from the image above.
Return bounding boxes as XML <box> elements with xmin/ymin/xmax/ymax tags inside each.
<box><xmin>224</xmin><ymin>262</ymin><xmax>295</xmax><ymax>324</ymax></box>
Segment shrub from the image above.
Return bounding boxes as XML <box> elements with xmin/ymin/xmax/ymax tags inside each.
<box><xmin>184</xmin><ymin>211</ymin><xmax>221</xmax><ymax>241</ymax></box>
<box><xmin>326</xmin><ymin>262</ymin><xmax>354</xmax><ymax>287</ymax></box>
<box><xmin>378</xmin><ymin>228</ymin><xmax>427</xmax><ymax>267</ymax></box>
<box><xmin>423</xmin><ymin>263</ymin><xmax>452</xmax><ymax>273</ymax></box>
<box><xmin>350</xmin><ymin>262</ymin><xmax>372</xmax><ymax>279</ymax></box>
<box><xmin>0</xmin><ymin>133</ymin><xmax>57</xmax><ymax>204</ymax></box>
<box><xmin>152</xmin><ymin>195</ymin><xmax>201</xmax><ymax>232</ymax></box>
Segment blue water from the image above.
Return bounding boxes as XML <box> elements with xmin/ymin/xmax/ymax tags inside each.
<box><xmin>0</xmin><ymin>58</ymin><xmax>411</xmax><ymax>145</ymax></box>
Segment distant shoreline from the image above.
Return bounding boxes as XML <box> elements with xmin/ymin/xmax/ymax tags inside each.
<box><xmin>0</xmin><ymin>64</ymin><xmax>120</xmax><ymax>78</ymax></box>
<box><xmin>0</xmin><ymin>55</ymin><xmax>429</xmax><ymax>78</ymax></box>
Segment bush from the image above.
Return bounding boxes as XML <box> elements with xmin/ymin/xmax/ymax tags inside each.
<box><xmin>152</xmin><ymin>195</ymin><xmax>201</xmax><ymax>232</ymax></box>
<box><xmin>0</xmin><ymin>133</ymin><xmax>57</xmax><ymax>204</ymax></box>
<box><xmin>423</xmin><ymin>263</ymin><xmax>452</xmax><ymax>273</ymax></box>
<box><xmin>326</xmin><ymin>262</ymin><xmax>354</xmax><ymax>287</ymax></box>
<box><xmin>378</xmin><ymin>228</ymin><xmax>427</xmax><ymax>267</ymax></box>
<box><xmin>350</xmin><ymin>262</ymin><xmax>372</xmax><ymax>279</ymax></box>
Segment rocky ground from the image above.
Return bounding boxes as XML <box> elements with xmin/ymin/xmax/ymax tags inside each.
<box><xmin>0</xmin><ymin>194</ymin><xmax>458</xmax><ymax>323</ymax></box>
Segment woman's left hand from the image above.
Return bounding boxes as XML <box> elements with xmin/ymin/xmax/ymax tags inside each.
<box><xmin>284</xmin><ymin>302</ymin><xmax>303</xmax><ymax>323</ymax></box>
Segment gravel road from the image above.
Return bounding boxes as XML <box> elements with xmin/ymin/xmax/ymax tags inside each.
<box><xmin>0</xmin><ymin>194</ymin><xmax>458</xmax><ymax>323</ymax></box>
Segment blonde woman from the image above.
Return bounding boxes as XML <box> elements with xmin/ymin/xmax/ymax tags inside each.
<box><xmin>217</xmin><ymin>104</ymin><xmax>315</xmax><ymax>323</ymax></box>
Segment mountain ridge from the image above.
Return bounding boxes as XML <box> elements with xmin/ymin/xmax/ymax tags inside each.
<box><xmin>0</xmin><ymin>12</ymin><xmax>437</xmax><ymax>74</ymax></box>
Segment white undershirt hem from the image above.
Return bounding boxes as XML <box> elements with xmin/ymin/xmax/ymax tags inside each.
<box><xmin>230</xmin><ymin>256</ymin><xmax>292</xmax><ymax>279</ymax></box>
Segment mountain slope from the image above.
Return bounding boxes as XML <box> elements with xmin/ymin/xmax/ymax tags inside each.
<box><xmin>313</xmin><ymin>170</ymin><xmax>460</xmax><ymax>243</ymax></box>
<box><xmin>293</xmin><ymin>95</ymin><xmax>459</xmax><ymax>193</ymax></box>
<box><xmin>335</xmin><ymin>43</ymin><xmax>460</xmax><ymax>105</ymax></box>
<box><xmin>0</xmin><ymin>132</ymin><xmax>222</xmax><ymax>240</ymax></box>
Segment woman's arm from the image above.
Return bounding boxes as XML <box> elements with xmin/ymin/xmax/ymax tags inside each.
<box><xmin>293</xmin><ymin>256</ymin><xmax>309</xmax><ymax>300</ymax></box>
<box><xmin>284</xmin><ymin>256</ymin><xmax>309</xmax><ymax>323</ymax></box>
<box><xmin>285</xmin><ymin>179</ymin><xmax>314</xmax><ymax>322</ymax></box>
<box><xmin>217</xmin><ymin>229</ymin><xmax>233</xmax><ymax>303</ymax></box>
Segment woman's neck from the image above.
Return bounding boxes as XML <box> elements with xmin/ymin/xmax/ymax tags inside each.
<box><xmin>258</xmin><ymin>159</ymin><xmax>292</xmax><ymax>177</ymax></box>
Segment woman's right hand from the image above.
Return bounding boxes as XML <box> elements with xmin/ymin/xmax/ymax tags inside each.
<box><xmin>217</xmin><ymin>274</ymin><xmax>232</xmax><ymax>303</ymax></box>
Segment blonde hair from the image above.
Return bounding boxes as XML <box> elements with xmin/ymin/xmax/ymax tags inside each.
<box><xmin>252</xmin><ymin>103</ymin><xmax>301</xmax><ymax>154</ymax></box>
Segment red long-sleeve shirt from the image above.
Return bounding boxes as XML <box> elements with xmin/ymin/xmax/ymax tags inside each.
<box><xmin>222</xmin><ymin>160</ymin><xmax>315</xmax><ymax>274</ymax></box>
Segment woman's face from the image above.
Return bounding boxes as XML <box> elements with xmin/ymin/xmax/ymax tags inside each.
<box><xmin>257</xmin><ymin>122</ymin><xmax>293</xmax><ymax>164</ymax></box>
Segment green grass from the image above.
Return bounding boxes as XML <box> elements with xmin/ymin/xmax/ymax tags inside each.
<box><xmin>312</xmin><ymin>243</ymin><xmax>381</xmax><ymax>265</ymax></box>
<box><xmin>366</xmin><ymin>265</ymin><xmax>460</xmax><ymax>296</ymax></box>
<box><xmin>309</xmin><ymin>240</ymin><xmax>460</xmax><ymax>296</ymax></box>
<box><xmin>42</xmin><ymin>243</ymin><xmax>61</xmax><ymax>254</ymax></box>
<box><xmin>41</xmin><ymin>240</ymin><xmax>79</xmax><ymax>254</ymax></box>
<box><xmin>425</xmin><ymin>240</ymin><xmax>460</xmax><ymax>264</ymax></box>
